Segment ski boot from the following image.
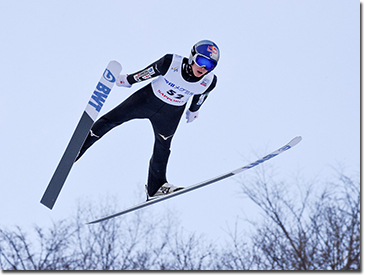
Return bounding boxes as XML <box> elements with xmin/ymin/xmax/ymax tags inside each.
<box><xmin>145</xmin><ymin>183</ymin><xmax>184</xmax><ymax>201</ymax></box>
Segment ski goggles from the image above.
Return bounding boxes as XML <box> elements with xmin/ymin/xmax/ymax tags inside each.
<box><xmin>192</xmin><ymin>54</ymin><xmax>217</xmax><ymax>71</ymax></box>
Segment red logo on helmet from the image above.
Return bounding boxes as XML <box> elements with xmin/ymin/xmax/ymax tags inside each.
<box><xmin>207</xmin><ymin>45</ymin><xmax>218</xmax><ymax>56</ymax></box>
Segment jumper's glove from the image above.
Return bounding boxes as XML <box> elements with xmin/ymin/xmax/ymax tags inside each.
<box><xmin>116</xmin><ymin>74</ymin><xmax>132</xmax><ymax>88</ymax></box>
<box><xmin>186</xmin><ymin>110</ymin><xmax>199</xmax><ymax>123</ymax></box>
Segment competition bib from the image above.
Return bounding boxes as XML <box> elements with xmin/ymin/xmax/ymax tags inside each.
<box><xmin>151</xmin><ymin>54</ymin><xmax>214</xmax><ymax>106</ymax></box>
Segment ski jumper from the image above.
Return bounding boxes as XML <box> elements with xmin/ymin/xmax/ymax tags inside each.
<box><xmin>76</xmin><ymin>54</ymin><xmax>217</xmax><ymax>196</ymax></box>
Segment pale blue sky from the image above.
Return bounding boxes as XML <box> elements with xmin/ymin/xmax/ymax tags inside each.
<box><xmin>0</xmin><ymin>0</ymin><xmax>359</xmax><ymax>241</ymax></box>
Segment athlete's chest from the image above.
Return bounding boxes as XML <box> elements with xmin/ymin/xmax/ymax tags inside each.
<box><xmin>151</xmin><ymin>54</ymin><xmax>212</xmax><ymax>106</ymax></box>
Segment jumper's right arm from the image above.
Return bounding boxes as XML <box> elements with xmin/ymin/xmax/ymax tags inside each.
<box><xmin>116</xmin><ymin>54</ymin><xmax>173</xmax><ymax>88</ymax></box>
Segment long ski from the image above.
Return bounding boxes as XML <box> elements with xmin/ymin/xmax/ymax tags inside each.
<box><xmin>40</xmin><ymin>61</ymin><xmax>122</xmax><ymax>210</ymax></box>
<box><xmin>87</xmin><ymin>136</ymin><xmax>302</xmax><ymax>224</ymax></box>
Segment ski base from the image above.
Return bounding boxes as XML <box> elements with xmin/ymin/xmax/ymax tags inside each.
<box><xmin>40</xmin><ymin>61</ymin><xmax>122</xmax><ymax>210</ymax></box>
<box><xmin>40</xmin><ymin>112</ymin><xmax>94</xmax><ymax>209</ymax></box>
<box><xmin>87</xmin><ymin>136</ymin><xmax>302</xmax><ymax>224</ymax></box>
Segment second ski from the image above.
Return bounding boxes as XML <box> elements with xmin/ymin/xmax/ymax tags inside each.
<box><xmin>87</xmin><ymin>136</ymin><xmax>302</xmax><ymax>224</ymax></box>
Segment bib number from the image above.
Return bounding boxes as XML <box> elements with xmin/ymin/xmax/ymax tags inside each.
<box><xmin>167</xmin><ymin>90</ymin><xmax>184</xmax><ymax>99</ymax></box>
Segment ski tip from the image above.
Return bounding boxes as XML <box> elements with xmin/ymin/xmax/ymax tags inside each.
<box><xmin>294</xmin><ymin>136</ymin><xmax>302</xmax><ymax>141</ymax></box>
<box><xmin>109</xmin><ymin>60</ymin><xmax>122</xmax><ymax>72</ymax></box>
<box><xmin>289</xmin><ymin>136</ymin><xmax>302</xmax><ymax>147</ymax></box>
